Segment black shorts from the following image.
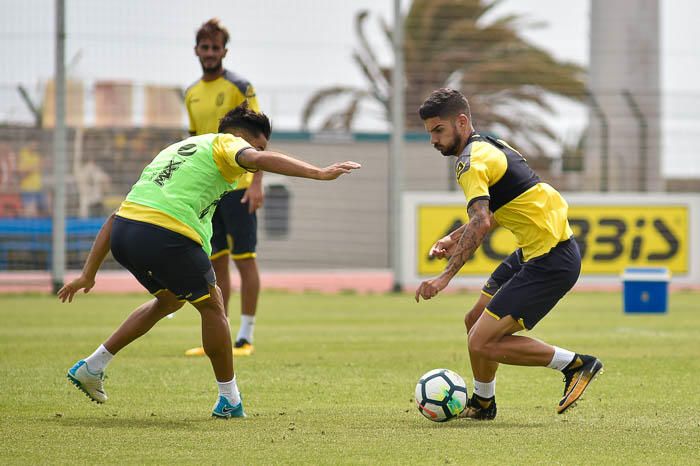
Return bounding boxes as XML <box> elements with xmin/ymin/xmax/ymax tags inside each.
<box><xmin>210</xmin><ymin>189</ymin><xmax>257</xmax><ymax>261</ymax></box>
<box><xmin>481</xmin><ymin>249</ymin><xmax>523</xmax><ymax>298</ymax></box>
<box><xmin>111</xmin><ymin>216</ymin><xmax>216</xmax><ymax>303</ymax></box>
<box><xmin>485</xmin><ymin>238</ymin><xmax>581</xmax><ymax>330</ymax></box>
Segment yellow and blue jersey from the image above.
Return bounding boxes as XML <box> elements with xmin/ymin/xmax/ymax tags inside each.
<box><xmin>184</xmin><ymin>69</ymin><xmax>260</xmax><ymax>190</ymax></box>
<box><xmin>456</xmin><ymin>133</ymin><xmax>573</xmax><ymax>261</ymax></box>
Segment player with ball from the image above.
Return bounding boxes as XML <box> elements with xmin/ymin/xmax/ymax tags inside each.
<box><xmin>415</xmin><ymin>88</ymin><xmax>603</xmax><ymax>420</ymax></box>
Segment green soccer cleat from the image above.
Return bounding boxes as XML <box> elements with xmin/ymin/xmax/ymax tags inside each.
<box><xmin>67</xmin><ymin>360</ymin><xmax>108</xmax><ymax>404</ymax></box>
<box><xmin>558</xmin><ymin>354</ymin><xmax>603</xmax><ymax>414</ymax></box>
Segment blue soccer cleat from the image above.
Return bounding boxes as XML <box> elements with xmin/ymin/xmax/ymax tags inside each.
<box><xmin>67</xmin><ymin>360</ymin><xmax>108</xmax><ymax>404</ymax></box>
<box><xmin>211</xmin><ymin>395</ymin><xmax>246</xmax><ymax>419</ymax></box>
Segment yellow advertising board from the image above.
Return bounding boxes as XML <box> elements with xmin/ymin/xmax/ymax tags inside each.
<box><xmin>416</xmin><ymin>204</ymin><xmax>688</xmax><ymax>276</ymax></box>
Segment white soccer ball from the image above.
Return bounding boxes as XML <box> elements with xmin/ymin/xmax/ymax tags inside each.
<box><xmin>415</xmin><ymin>368</ymin><xmax>468</xmax><ymax>422</ymax></box>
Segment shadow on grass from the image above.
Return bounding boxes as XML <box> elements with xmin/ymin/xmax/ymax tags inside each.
<box><xmin>50</xmin><ymin>415</ymin><xmax>219</xmax><ymax>431</ymax></box>
<box><xmin>420</xmin><ymin>420</ymin><xmax>547</xmax><ymax>430</ymax></box>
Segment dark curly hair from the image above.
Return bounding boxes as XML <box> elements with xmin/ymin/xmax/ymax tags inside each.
<box><xmin>418</xmin><ymin>88</ymin><xmax>471</xmax><ymax>121</ymax></box>
<box><xmin>218</xmin><ymin>102</ymin><xmax>272</xmax><ymax>140</ymax></box>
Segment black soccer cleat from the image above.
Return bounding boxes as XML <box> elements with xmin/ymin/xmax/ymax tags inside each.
<box><xmin>557</xmin><ymin>354</ymin><xmax>604</xmax><ymax>414</ymax></box>
<box><xmin>233</xmin><ymin>338</ymin><xmax>254</xmax><ymax>357</ymax></box>
<box><xmin>459</xmin><ymin>394</ymin><xmax>497</xmax><ymax>420</ymax></box>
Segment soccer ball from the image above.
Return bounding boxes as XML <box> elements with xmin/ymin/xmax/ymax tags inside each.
<box><xmin>415</xmin><ymin>368</ymin><xmax>468</xmax><ymax>422</ymax></box>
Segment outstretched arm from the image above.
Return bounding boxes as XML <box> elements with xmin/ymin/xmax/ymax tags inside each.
<box><xmin>57</xmin><ymin>213</ymin><xmax>116</xmax><ymax>303</ymax></box>
<box><xmin>237</xmin><ymin>149</ymin><xmax>361</xmax><ymax>180</ymax></box>
<box><xmin>416</xmin><ymin>199</ymin><xmax>491</xmax><ymax>302</ymax></box>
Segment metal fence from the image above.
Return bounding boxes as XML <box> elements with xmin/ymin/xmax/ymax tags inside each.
<box><xmin>1</xmin><ymin>0</ymin><xmax>698</xmax><ymax>289</ymax></box>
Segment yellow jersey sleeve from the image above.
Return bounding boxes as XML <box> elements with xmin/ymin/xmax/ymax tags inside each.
<box><xmin>458</xmin><ymin>160</ymin><xmax>490</xmax><ymax>210</ymax></box>
<box><xmin>212</xmin><ymin>134</ymin><xmax>255</xmax><ymax>183</ymax></box>
<box><xmin>457</xmin><ymin>142</ymin><xmax>508</xmax><ymax>211</ymax></box>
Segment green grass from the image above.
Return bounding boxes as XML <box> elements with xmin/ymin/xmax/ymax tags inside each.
<box><xmin>1</xmin><ymin>291</ymin><xmax>699</xmax><ymax>465</ymax></box>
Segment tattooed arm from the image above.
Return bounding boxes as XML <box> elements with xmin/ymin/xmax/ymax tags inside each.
<box><xmin>416</xmin><ymin>199</ymin><xmax>491</xmax><ymax>302</ymax></box>
<box><xmin>441</xmin><ymin>199</ymin><xmax>491</xmax><ymax>279</ymax></box>
<box><xmin>430</xmin><ymin>211</ymin><xmax>498</xmax><ymax>259</ymax></box>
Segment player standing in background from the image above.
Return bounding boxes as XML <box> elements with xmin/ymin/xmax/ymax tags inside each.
<box><xmin>415</xmin><ymin>88</ymin><xmax>603</xmax><ymax>419</ymax></box>
<box><xmin>184</xmin><ymin>18</ymin><xmax>261</xmax><ymax>357</ymax></box>
<box><xmin>59</xmin><ymin>105</ymin><xmax>361</xmax><ymax>418</ymax></box>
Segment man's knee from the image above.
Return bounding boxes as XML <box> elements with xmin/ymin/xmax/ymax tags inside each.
<box><xmin>467</xmin><ymin>331</ymin><xmax>485</xmax><ymax>358</ymax></box>
<box><xmin>153</xmin><ymin>291</ymin><xmax>185</xmax><ymax>314</ymax></box>
<box><xmin>467</xmin><ymin>316</ymin><xmax>501</xmax><ymax>360</ymax></box>
<box><xmin>193</xmin><ymin>288</ymin><xmax>226</xmax><ymax>316</ymax></box>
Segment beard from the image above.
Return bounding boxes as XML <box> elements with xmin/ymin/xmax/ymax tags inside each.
<box><xmin>200</xmin><ymin>60</ymin><xmax>223</xmax><ymax>74</ymax></box>
<box><xmin>435</xmin><ymin>134</ymin><xmax>462</xmax><ymax>156</ymax></box>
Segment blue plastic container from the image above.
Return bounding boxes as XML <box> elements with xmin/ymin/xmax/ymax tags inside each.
<box><xmin>622</xmin><ymin>267</ymin><xmax>670</xmax><ymax>313</ymax></box>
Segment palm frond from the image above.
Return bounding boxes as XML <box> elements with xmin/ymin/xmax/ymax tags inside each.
<box><xmin>318</xmin><ymin>91</ymin><xmax>371</xmax><ymax>131</ymax></box>
<box><xmin>302</xmin><ymin>0</ymin><xmax>587</xmax><ymax>143</ymax></box>
<box><xmin>352</xmin><ymin>52</ymin><xmax>390</xmax><ymax>107</ymax></box>
<box><xmin>354</xmin><ymin>11</ymin><xmax>390</xmax><ymax>96</ymax></box>
<box><xmin>301</xmin><ymin>86</ymin><xmax>363</xmax><ymax>130</ymax></box>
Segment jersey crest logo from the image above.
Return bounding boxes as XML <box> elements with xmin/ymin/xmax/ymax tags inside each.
<box><xmin>455</xmin><ymin>155</ymin><xmax>471</xmax><ymax>179</ymax></box>
<box><xmin>455</xmin><ymin>142</ymin><xmax>473</xmax><ymax>179</ymax></box>
<box><xmin>216</xmin><ymin>92</ymin><xmax>225</xmax><ymax>106</ymax></box>
<box><xmin>245</xmin><ymin>85</ymin><xmax>256</xmax><ymax>99</ymax></box>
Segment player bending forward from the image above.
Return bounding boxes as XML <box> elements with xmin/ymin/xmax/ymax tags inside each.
<box><xmin>414</xmin><ymin>88</ymin><xmax>602</xmax><ymax>419</ymax></box>
<box><xmin>58</xmin><ymin>105</ymin><xmax>360</xmax><ymax>419</ymax></box>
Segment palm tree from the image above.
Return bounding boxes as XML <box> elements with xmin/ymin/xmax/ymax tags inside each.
<box><xmin>301</xmin><ymin>0</ymin><xmax>585</xmax><ymax>157</ymax></box>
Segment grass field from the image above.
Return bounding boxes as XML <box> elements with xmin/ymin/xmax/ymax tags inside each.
<box><xmin>1</xmin><ymin>290</ymin><xmax>699</xmax><ymax>465</ymax></box>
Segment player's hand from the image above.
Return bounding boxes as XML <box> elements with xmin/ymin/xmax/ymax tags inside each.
<box><xmin>415</xmin><ymin>276</ymin><xmax>450</xmax><ymax>302</ymax></box>
<box><xmin>317</xmin><ymin>161</ymin><xmax>361</xmax><ymax>180</ymax></box>
<box><xmin>429</xmin><ymin>235</ymin><xmax>457</xmax><ymax>259</ymax></box>
<box><xmin>57</xmin><ymin>275</ymin><xmax>95</xmax><ymax>303</ymax></box>
<box><xmin>241</xmin><ymin>183</ymin><xmax>264</xmax><ymax>213</ymax></box>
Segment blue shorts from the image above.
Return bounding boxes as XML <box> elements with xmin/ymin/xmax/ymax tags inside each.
<box><xmin>111</xmin><ymin>216</ymin><xmax>216</xmax><ymax>303</ymax></box>
<box><xmin>210</xmin><ymin>189</ymin><xmax>257</xmax><ymax>261</ymax></box>
<box><xmin>482</xmin><ymin>238</ymin><xmax>581</xmax><ymax>330</ymax></box>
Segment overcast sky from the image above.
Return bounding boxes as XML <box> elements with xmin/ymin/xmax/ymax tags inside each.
<box><xmin>1</xmin><ymin>0</ymin><xmax>698</xmax><ymax>175</ymax></box>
